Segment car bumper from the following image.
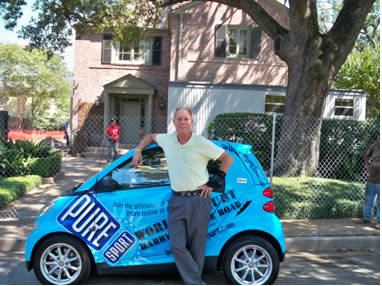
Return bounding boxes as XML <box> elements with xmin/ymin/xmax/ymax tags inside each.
<box><xmin>25</xmin><ymin>261</ymin><xmax>32</xmax><ymax>271</ymax></box>
<box><xmin>280</xmin><ymin>251</ymin><xmax>286</xmax><ymax>262</ymax></box>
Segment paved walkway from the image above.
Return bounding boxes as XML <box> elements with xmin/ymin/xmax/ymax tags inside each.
<box><xmin>0</xmin><ymin>156</ymin><xmax>379</xmax><ymax>252</ymax></box>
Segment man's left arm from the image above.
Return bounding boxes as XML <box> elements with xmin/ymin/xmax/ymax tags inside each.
<box><xmin>217</xmin><ymin>151</ymin><xmax>234</xmax><ymax>174</ymax></box>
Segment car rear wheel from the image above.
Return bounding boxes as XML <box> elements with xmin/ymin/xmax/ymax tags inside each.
<box><xmin>33</xmin><ymin>235</ymin><xmax>91</xmax><ymax>285</ymax></box>
<box><xmin>223</xmin><ymin>236</ymin><xmax>280</xmax><ymax>285</ymax></box>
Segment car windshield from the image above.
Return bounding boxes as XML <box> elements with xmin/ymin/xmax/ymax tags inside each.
<box><xmin>103</xmin><ymin>147</ymin><xmax>170</xmax><ymax>190</ymax></box>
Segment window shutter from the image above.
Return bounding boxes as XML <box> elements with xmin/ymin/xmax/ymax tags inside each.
<box><xmin>152</xmin><ymin>36</ymin><xmax>162</xmax><ymax>65</ymax></box>
<box><xmin>101</xmin><ymin>34</ymin><xmax>113</xmax><ymax>64</ymax></box>
<box><xmin>249</xmin><ymin>27</ymin><xmax>262</xmax><ymax>59</ymax></box>
<box><xmin>215</xmin><ymin>24</ymin><xmax>226</xmax><ymax>57</ymax></box>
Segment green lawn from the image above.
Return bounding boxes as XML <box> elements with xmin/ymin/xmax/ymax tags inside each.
<box><xmin>0</xmin><ymin>176</ymin><xmax>43</xmax><ymax>209</ymax></box>
<box><xmin>272</xmin><ymin>177</ymin><xmax>365</xmax><ymax>219</ymax></box>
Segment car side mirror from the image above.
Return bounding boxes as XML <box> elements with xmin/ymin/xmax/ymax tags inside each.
<box><xmin>101</xmin><ymin>175</ymin><xmax>119</xmax><ymax>190</ymax></box>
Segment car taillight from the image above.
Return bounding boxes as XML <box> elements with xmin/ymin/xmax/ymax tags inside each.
<box><xmin>263</xmin><ymin>201</ymin><xmax>275</xmax><ymax>213</ymax></box>
<box><xmin>263</xmin><ymin>187</ymin><xmax>274</xmax><ymax>198</ymax></box>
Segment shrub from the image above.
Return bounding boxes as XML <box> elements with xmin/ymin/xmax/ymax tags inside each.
<box><xmin>0</xmin><ymin>139</ymin><xmax>62</xmax><ymax>178</ymax></box>
<box><xmin>208</xmin><ymin>113</ymin><xmax>282</xmax><ymax>171</ymax></box>
<box><xmin>0</xmin><ymin>144</ymin><xmax>29</xmax><ymax>177</ymax></box>
<box><xmin>13</xmin><ymin>140</ymin><xmax>51</xmax><ymax>158</ymax></box>
<box><xmin>0</xmin><ymin>175</ymin><xmax>42</xmax><ymax>209</ymax></box>
<box><xmin>318</xmin><ymin>119</ymin><xmax>379</xmax><ymax>181</ymax></box>
<box><xmin>208</xmin><ymin>113</ymin><xmax>379</xmax><ymax>180</ymax></box>
<box><xmin>28</xmin><ymin>151</ymin><xmax>62</xmax><ymax>178</ymax></box>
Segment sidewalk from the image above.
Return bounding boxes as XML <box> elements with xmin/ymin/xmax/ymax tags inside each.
<box><xmin>0</xmin><ymin>156</ymin><xmax>379</xmax><ymax>252</ymax></box>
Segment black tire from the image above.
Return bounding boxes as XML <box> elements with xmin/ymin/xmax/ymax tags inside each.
<box><xmin>33</xmin><ymin>234</ymin><xmax>92</xmax><ymax>285</ymax></box>
<box><xmin>223</xmin><ymin>236</ymin><xmax>280</xmax><ymax>285</ymax></box>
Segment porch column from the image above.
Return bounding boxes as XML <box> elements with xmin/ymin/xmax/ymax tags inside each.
<box><xmin>104</xmin><ymin>93</ymin><xmax>111</xmax><ymax>133</ymax></box>
<box><xmin>147</xmin><ymin>94</ymin><xmax>153</xmax><ymax>133</ymax></box>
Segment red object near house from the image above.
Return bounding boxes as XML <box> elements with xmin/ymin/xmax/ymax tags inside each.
<box><xmin>8</xmin><ymin>130</ymin><xmax>65</xmax><ymax>142</ymax></box>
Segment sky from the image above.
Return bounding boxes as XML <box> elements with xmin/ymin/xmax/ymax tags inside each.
<box><xmin>0</xmin><ymin>0</ymin><xmax>74</xmax><ymax>73</ymax></box>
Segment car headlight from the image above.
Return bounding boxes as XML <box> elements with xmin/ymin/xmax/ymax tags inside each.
<box><xmin>37</xmin><ymin>200</ymin><xmax>56</xmax><ymax>217</ymax></box>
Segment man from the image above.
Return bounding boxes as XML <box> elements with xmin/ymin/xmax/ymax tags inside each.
<box><xmin>106</xmin><ymin>118</ymin><xmax>120</xmax><ymax>163</ymax></box>
<box><xmin>133</xmin><ymin>107</ymin><xmax>233</xmax><ymax>284</ymax></box>
<box><xmin>64</xmin><ymin>119</ymin><xmax>70</xmax><ymax>147</ymax></box>
<box><xmin>363</xmin><ymin>129</ymin><xmax>380</xmax><ymax>228</ymax></box>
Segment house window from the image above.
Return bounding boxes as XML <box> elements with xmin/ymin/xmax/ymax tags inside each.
<box><xmin>102</xmin><ymin>33</ymin><xmax>162</xmax><ymax>65</ymax></box>
<box><xmin>265</xmin><ymin>94</ymin><xmax>285</xmax><ymax>113</ymax></box>
<box><xmin>228</xmin><ymin>27</ymin><xmax>248</xmax><ymax>57</ymax></box>
<box><xmin>114</xmin><ymin>40</ymin><xmax>150</xmax><ymax>64</ymax></box>
<box><xmin>335</xmin><ymin>98</ymin><xmax>354</xmax><ymax>117</ymax></box>
<box><xmin>119</xmin><ymin>42</ymin><xmax>143</xmax><ymax>61</ymax></box>
<box><xmin>215</xmin><ymin>25</ymin><xmax>261</xmax><ymax>58</ymax></box>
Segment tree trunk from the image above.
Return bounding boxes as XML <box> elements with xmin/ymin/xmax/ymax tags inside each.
<box><xmin>273</xmin><ymin>33</ymin><xmax>332</xmax><ymax>176</ymax></box>
<box><xmin>273</xmin><ymin>73</ymin><xmax>329</xmax><ymax>176</ymax></box>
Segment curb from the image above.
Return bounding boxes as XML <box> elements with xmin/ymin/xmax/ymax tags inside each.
<box><xmin>0</xmin><ymin>235</ymin><xmax>379</xmax><ymax>253</ymax></box>
<box><xmin>285</xmin><ymin>235</ymin><xmax>380</xmax><ymax>252</ymax></box>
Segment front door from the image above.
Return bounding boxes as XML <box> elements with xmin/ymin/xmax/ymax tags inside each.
<box><xmin>120</xmin><ymin>102</ymin><xmax>142</xmax><ymax>144</ymax></box>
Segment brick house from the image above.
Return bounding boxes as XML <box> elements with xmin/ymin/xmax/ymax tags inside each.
<box><xmin>72</xmin><ymin>0</ymin><xmax>366</xmax><ymax>145</ymax></box>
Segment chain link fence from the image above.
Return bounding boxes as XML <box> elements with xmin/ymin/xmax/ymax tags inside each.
<box><xmin>208</xmin><ymin>113</ymin><xmax>379</xmax><ymax>219</ymax></box>
<box><xmin>0</xmin><ymin>111</ymin><xmax>379</xmax><ymax>219</ymax></box>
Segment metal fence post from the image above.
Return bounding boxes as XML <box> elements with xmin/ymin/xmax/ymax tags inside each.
<box><xmin>270</xmin><ymin>113</ymin><xmax>276</xmax><ymax>185</ymax></box>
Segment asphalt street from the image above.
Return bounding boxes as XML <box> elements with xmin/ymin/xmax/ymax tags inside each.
<box><xmin>0</xmin><ymin>249</ymin><xmax>379</xmax><ymax>285</ymax></box>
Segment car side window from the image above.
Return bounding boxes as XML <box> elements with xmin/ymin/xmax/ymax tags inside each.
<box><xmin>101</xmin><ymin>147</ymin><xmax>170</xmax><ymax>191</ymax></box>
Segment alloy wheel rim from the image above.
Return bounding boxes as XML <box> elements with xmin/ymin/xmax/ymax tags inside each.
<box><xmin>231</xmin><ymin>244</ymin><xmax>272</xmax><ymax>285</ymax></box>
<box><xmin>40</xmin><ymin>243</ymin><xmax>82</xmax><ymax>284</ymax></box>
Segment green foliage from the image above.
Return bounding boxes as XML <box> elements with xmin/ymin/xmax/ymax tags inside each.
<box><xmin>28</xmin><ymin>151</ymin><xmax>62</xmax><ymax>178</ymax></box>
<box><xmin>0</xmin><ymin>140</ymin><xmax>61</xmax><ymax>177</ymax></box>
<box><xmin>319</xmin><ymin>119</ymin><xmax>379</xmax><ymax>181</ymax></box>
<box><xmin>272</xmin><ymin>177</ymin><xmax>364</xmax><ymax>219</ymax></box>
<box><xmin>0</xmin><ymin>0</ymin><xmax>26</xmax><ymax>30</ymax></box>
<box><xmin>0</xmin><ymin>175</ymin><xmax>42</xmax><ymax>210</ymax></box>
<box><xmin>318</xmin><ymin>0</ymin><xmax>379</xmax><ymax>51</ymax></box>
<box><xmin>30</xmin><ymin>114</ymin><xmax>68</xmax><ymax>130</ymax></box>
<box><xmin>208</xmin><ymin>113</ymin><xmax>379</xmax><ymax>180</ymax></box>
<box><xmin>319</xmin><ymin>1</ymin><xmax>380</xmax><ymax>119</ymax></box>
<box><xmin>354</xmin><ymin>0</ymin><xmax>380</xmax><ymax>51</ymax></box>
<box><xmin>0</xmin><ymin>43</ymin><xmax>71</xmax><ymax>127</ymax></box>
<box><xmin>208</xmin><ymin>113</ymin><xmax>282</xmax><ymax>171</ymax></box>
<box><xmin>333</xmin><ymin>44</ymin><xmax>380</xmax><ymax>118</ymax></box>
<box><xmin>0</xmin><ymin>142</ymin><xmax>29</xmax><ymax>177</ymax></box>
<box><xmin>17</xmin><ymin>0</ymin><xmax>161</xmax><ymax>53</ymax></box>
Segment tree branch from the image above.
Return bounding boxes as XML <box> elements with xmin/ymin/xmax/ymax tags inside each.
<box><xmin>328</xmin><ymin>0</ymin><xmax>375</xmax><ymax>50</ymax></box>
<box><xmin>153</xmin><ymin>0</ymin><xmax>289</xmax><ymax>39</ymax></box>
<box><xmin>289</xmin><ymin>0</ymin><xmax>319</xmax><ymax>37</ymax></box>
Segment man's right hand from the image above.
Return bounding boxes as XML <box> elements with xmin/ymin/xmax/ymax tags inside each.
<box><xmin>133</xmin><ymin>150</ymin><xmax>142</xmax><ymax>168</ymax></box>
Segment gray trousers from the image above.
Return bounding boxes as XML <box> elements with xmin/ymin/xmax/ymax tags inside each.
<box><xmin>107</xmin><ymin>140</ymin><xmax>118</xmax><ymax>162</ymax></box>
<box><xmin>168</xmin><ymin>193</ymin><xmax>211</xmax><ymax>285</ymax></box>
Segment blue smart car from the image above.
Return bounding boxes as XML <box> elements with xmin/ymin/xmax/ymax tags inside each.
<box><xmin>25</xmin><ymin>141</ymin><xmax>285</xmax><ymax>285</ymax></box>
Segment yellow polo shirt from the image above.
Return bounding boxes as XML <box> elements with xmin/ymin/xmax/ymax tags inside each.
<box><xmin>156</xmin><ymin>132</ymin><xmax>224</xmax><ymax>192</ymax></box>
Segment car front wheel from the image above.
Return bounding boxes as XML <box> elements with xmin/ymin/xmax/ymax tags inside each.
<box><xmin>33</xmin><ymin>235</ymin><xmax>92</xmax><ymax>285</ymax></box>
<box><xmin>223</xmin><ymin>236</ymin><xmax>280</xmax><ymax>285</ymax></box>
